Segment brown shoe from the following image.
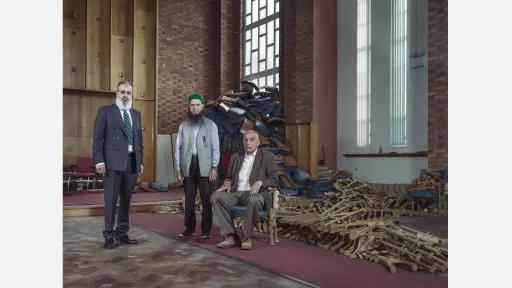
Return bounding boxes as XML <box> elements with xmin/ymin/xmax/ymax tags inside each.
<box><xmin>217</xmin><ymin>236</ymin><xmax>237</xmax><ymax>249</ymax></box>
<box><xmin>241</xmin><ymin>239</ymin><xmax>252</xmax><ymax>250</ymax></box>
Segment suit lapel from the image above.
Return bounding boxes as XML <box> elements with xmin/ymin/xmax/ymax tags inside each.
<box><xmin>231</xmin><ymin>152</ymin><xmax>243</xmax><ymax>187</ymax></box>
<box><xmin>249</xmin><ymin>149</ymin><xmax>262</xmax><ymax>184</ymax></box>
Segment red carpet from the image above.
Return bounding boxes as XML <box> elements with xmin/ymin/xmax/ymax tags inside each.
<box><xmin>63</xmin><ymin>188</ymin><xmax>184</xmax><ymax>206</ymax></box>
<box><xmin>130</xmin><ymin>213</ymin><xmax>447</xmax><ymax>288</ymax></box>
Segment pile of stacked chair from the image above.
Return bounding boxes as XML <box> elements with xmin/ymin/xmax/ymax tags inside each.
<box><xmin>204</xmin><ymin>81</ymin><xmax>332</xmax><ymax>198</ymax></box>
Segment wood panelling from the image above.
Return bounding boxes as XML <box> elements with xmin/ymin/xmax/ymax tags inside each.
<box><xmin>64</xmin><ymin>28</ymin><xmax>86</xmax><ymax>88</ymax></box>
<box><xmin>285</xmin><ymin>123</ymin><xmax>318</xmax><ymax>177</ymax></box>
<box><xmin>133</xmin><ymin>4</ymin><xmax>156</xmax><ymax>100</ymax></box>
<box><xmin>63</xmin><ymin>94</ymin><xmax>81</xmax><ymax>137</ymax></box>
<box><xmin>86</xmin><ymin>0</ymin><xmax>111</xmax><ymax>90</ymax></box>
<box><xmin>133</xmin><ymin>99</ymin><xmax>155</xmax><ymax>182</ymax></box>
<box><xmin>64</xmin><ymin>136</ymin><xmax>93</xmax><ymax>166</ymax></box>
<box><xmin>111</xmin><ymin>0</ymin><xmax>134</xmax><ymax>37</ymax></box>
<box><xmin>134</xmin><ymin>0</ymin><xmax>156</xmax><ymax>12</ymax></box>
<box><xmin>63</xmin><ymin>91</ymin><xmax>114</xmax><ymax>166</ymax></box>
<box><xmin>110</xmin><ymin>0</ymin><xmax>134</xmax><ymax>90</ymax></box>
<box><xmin>297</xmin><ymin>125</ymin><xmax>310</xmax><ymax>172</ymax></box>
<box><xmin>64</xmin><ymin>0</ymin><xmax>86</xmax><ymax>88</ymax></box>
<box><xmin>110</xmin><ymin>35</ymin><xmax>133</xmax><ymax>90</ymax></box>
<box><xmin>64</xmin><ymin>0</ymin><xmax>156</xmax><ymax>182</ymax></box>
<box><xmin>63</xmin><ymin>0</ymin><xmax>86</xmax><ymax>29</ymax></box>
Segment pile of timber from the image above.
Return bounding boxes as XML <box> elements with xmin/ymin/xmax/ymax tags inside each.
<box><xmin>277</xmin><ymin>179</ymin><xmax>448</xmax><ymax>273</ymax></box>
<box><xmin>409</xmin><ymin>170</ymin><xmax>445</xmax><ymax>193</ymax></box>
<box><xmin>152</xmin><ymin>199</ymin><xmax>185</xmax><ymax>214</ymax></box>
<box><xmin>152</xmin><ymin>196</ymin><xmax>203</xmax><ymax>215</ymax></box>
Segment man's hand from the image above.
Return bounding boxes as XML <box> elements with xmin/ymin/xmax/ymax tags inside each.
<box><xmin>95</xmin><ymin>163</ymin><xmax>106</xmax><ymax>176</ymax></box>
<box><xmin>250</xmin><ymin>180</ymin><xmax>262</xmax><ymax>194</ymax></box>
<box><xmin>140</xmin><ymin>165</ymin><xmax>144</xmax><ymax>175</ymax></box>
<box><xmin>177</xmin><ymin>171</ymin><xmax>184</xmax><ymax>182</ymax></box>
<box><xmin>216</xmin><ymin>179</ymin><xmax>232</xmax><ymax>193</ymax></box>
<box><xmin>209</xmin><ymin>168</ymin><xmax>218</xmax><ymax>182</ymax></box>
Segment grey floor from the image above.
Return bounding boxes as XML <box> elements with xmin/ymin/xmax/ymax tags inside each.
<box><xmin>63</xmin><ymin>216</ymin><xmax>311</xmax><ymax>288</ymax></box>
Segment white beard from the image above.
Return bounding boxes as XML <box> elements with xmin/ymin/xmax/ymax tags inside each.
<box><xmin>116</xmin><ymin>97</ymin><xmax>132</xmax><ymax>110</ymax></box>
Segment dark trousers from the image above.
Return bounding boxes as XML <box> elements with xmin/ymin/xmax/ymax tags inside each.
<box><xmin>211</xmin><ymin>190</ymin><xmax>264</xmax><ymax>239</ymax></box>
<box><xmin>183</xmin><ymin>155</ymin><xmax>212</xmax><ymax>234</ymax></box>
<box><xmin>102</xmin><ymin>153</ymin><xmax>138</xmax><ymax>240</ymax></box>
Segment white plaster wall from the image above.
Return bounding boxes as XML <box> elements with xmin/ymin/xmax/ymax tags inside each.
<box><xmin>337</xmin><ymin>0</ymin><xmax>428</xmax><ymax>183</ymax></box>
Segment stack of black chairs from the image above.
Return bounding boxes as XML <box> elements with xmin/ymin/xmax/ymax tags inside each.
<box><xmin>204</xmin><ymin>81</ymin><xmax>331</xmax><ymax>198</ymax></box>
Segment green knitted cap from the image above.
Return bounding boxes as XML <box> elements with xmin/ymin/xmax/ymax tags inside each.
<box><xmin>188</xmin><ymin>93</ymin><xmax>205</xmax><ymax>104</ymax></box>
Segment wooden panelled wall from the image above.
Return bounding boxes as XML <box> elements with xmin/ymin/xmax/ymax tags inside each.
<box><xmin>63</xmin><ymin>0</ymin><xmax>157</xmax><ymax>182</ymax></box>
<box><xmin>285</xmin><ymin>123</ymin><xmax>318</xmax><ymax>178</ymax></box>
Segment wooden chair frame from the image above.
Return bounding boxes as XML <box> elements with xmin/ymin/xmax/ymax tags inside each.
<box><xmin>232</xmin><ymin>188</ymin><xmax>280</xmax><ymax>245</ymax></box>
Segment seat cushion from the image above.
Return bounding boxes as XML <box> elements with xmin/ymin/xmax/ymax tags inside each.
<box><xmin>230</xmin><ymin>205</ymin><xmax>269</xmax><ymax>218</ymax></box>
<box><xmin>407</xmin><ymin>189</ymin><xmax>438</xmax><ymax>200</ymax></box>
<box><xmin>280</xmin><ymin>187</ymin><xmax>300</xmax><ymax>197</ymax></box>
<box><xmin>306</xmin><ymin>179</ymin><xmax>333</xmax><ymax>189</ymax></box>
<box><xmin>306</xmin><ymin>189</ymin><xmax>327</xmax><ymax>199</ymax></box>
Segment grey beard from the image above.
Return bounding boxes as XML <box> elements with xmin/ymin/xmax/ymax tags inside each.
<box><xmin>116</xmin><ymin>97</ymin><xmax>132</xmax><ymax>110</ymax></box>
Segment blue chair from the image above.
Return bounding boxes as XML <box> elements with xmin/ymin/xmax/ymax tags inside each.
<box><xmin>407</xmin><ymin>169</ymin><xmax>447</xmax><ymax>214</ymax></box>
<box><xmin>229</xmin><ymin>187</ymin><xmax>280</xmax><ymax>245</ymax></box>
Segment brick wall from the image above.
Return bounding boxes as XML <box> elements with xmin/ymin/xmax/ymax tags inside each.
<box><xmin>427</xmin><ymin>0</ymin><xmax>448</xmax><ymax>170</ymax></box>
<box><xmin>219</xmin><ymin>0</ymin><xmax>241</xmax><ymax>94</ymax></box>
<box><xmin>158</xmin><ymin>0</ymin><xmax>312</xmax><ymax>132</ymax></box>
<box><xmin>157</xmin><ymin>0</ymin><xmax>241</xmax><ymax>134</ymax></box>
<box><xmin>281</xmin><ymin>0</ymin><xmax>314</xmax><ymax>124</ymax></box>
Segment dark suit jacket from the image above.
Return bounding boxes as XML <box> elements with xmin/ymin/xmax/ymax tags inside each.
<box><xmin>225</xmin><ymin>149</ymin><xmax>278</xmax><ymax>209</ymax></box>
<box><xmin>92</xmin><ymin>104</ymin><xmax>144</xmax><ymax>172</ymax></box>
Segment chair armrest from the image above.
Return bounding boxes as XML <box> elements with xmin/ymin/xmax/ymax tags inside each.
<box><xmin>269</xmin><ymin>187</ymin><xmax>279</xmax><ymax>209</ymax></box>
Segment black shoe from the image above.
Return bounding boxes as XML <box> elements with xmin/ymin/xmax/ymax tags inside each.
<box><xmin>104</xmin><ymin>238</ymin><xmax>118</xmax><ymax>249</ymax></box>
<box><xmin>200</xmin><ymin>233</ymin><xmax>211</xmax><ymax>239</ymax></box>
<box><xmin>115</xmin><ymin>235</ymin><xmax>138</xmax><ymax>245</ymax></box>
<box><xmin>179</xmin><ymin>230</ymin><xmax>194</xmax><ymax>238</ymax></box>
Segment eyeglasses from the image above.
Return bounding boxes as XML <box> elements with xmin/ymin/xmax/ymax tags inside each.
<box><xmin>117</xmin><ymin>90</ymin><xmax>132</xmax><ymax>95</ymax></box>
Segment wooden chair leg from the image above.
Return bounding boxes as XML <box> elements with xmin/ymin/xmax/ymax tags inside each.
<box><xmin>65</xmin><ymin>177</ymin><xmax>70</xmax><ymax>192</ymax></box>
<box><xmin>269</xmin><ymin>223</ymin><xmax>274</xmax><ymax>245</ymax></box>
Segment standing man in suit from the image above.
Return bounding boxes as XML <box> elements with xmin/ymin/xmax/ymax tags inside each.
<box><xmin>211</xmin><ymin>130</ymin><xmax>278</xmax><ymax>250</ymax></box>
<box><xmin>175</xmin><ymin>93</ymin><xmax>220</xmax><ymax>239</ymax></box>
<box><xmin>93</xmin><ymin>80</ymin><xmax>144</xmax><ymax>249</ymax></box>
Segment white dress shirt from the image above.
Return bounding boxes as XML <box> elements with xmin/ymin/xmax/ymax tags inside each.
<box><xmin>237</xmin><ymin>150</ymin><xmax>257</xmax><ymax>191</ymax></box>
<box><xmin>190</xmin><ymin>123</ymin><xmax>200</xmax><ymax>155</ymax></box>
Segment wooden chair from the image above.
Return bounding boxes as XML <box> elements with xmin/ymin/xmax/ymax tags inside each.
<box><xmin>407</xmin><ymin>169</ymin><xmax>447</xmax><ymax>215</ymax></box>
<box><xmin>63</xmin><ymin>157</ymin><xmax>102</xmax><ymax>192</ymax></box>
<box><xmin>230</xmin><ymin>187</ymin><xmax>280</xmax><ymax>245</ymax></box>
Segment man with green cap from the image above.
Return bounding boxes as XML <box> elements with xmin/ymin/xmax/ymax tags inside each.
<box><xmin>175</xmin><ymin>93</ymin><xmax>220</xmax><ymax>239</ymax></box>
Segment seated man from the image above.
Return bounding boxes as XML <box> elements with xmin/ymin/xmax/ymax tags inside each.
<box><xmin>211</xmin><ymin>130</ymin><xmax>278</xmax><ymax>250</ymax></box>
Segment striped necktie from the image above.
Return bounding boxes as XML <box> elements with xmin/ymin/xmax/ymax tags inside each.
<box><xmin>123</xmin><ymin>109</ymin><xmax>134</xmax><ymax>145</ymax></box>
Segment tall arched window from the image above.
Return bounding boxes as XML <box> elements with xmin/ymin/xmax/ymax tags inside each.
<box><xmin>243</xmin><ymin>0</ymin><xmax>280</xmax><ymax>88</ymax></box>
<box><xmin>357</xmin><ymin>0</ymin><xmax>372</xmax><ymax>148</ymax></box>
<box><xmin>390</xmin><ymin>0</ymin><xmax>408</xmax><ymax>146</ymax></box>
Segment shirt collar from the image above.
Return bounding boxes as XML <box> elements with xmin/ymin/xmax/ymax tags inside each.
<box><xmin>245</xmin><ymin>149</ymin><xmax>258</xmax><ymax>158</ymax></box>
